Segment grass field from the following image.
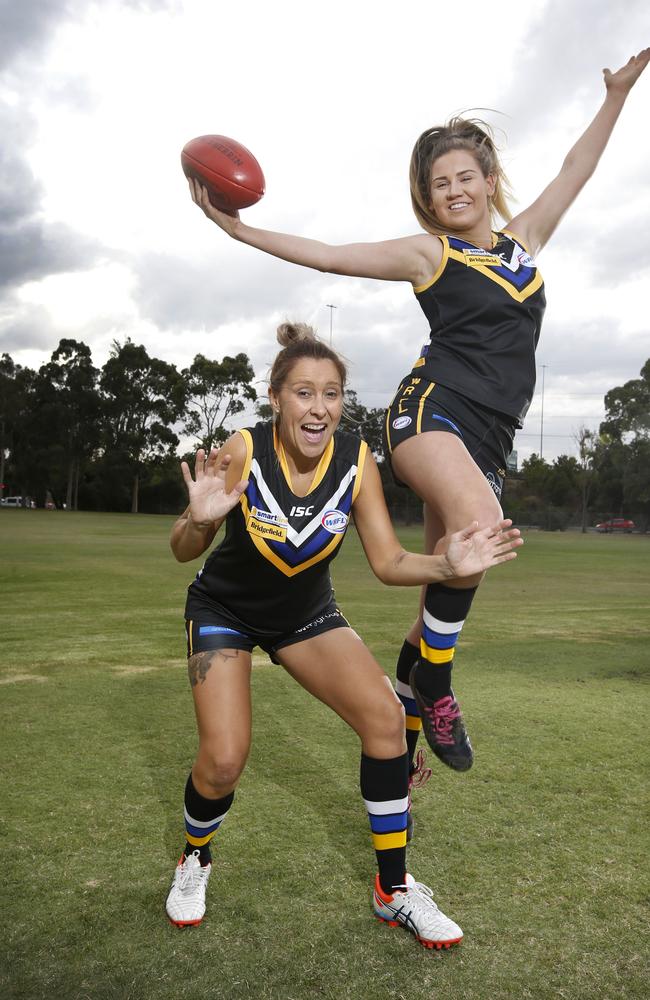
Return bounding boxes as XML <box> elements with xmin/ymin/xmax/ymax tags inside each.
<box><xmin>1</xmin><ymin>510</ymin><xmax>649</xmax><ymax>1000</ymax></box>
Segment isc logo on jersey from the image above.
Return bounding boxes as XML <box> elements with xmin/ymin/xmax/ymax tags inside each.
<box><xmin>321</xmin><ymin>509</ymin><xmax>348</xmax><ymax>534</ymax></box>
<box><xmin>290</xmin><ymin>505</ymin><xmax>314</xmax><ymax>517</ymax></box>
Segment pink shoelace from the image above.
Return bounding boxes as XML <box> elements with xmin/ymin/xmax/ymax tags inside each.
<box><xmin>408</xmin><ymin>748</ymin><xmax>432</xmax><ymax>810</ymax></box>
<box><xmin>409</xmin><ymin>748</ymin><xmax>432</xmax><ymax>790</ymax></box>
<box><xmin>423</xmin><ymin>695</ymin><xmax>460</xmax><ymax>746</ymax></box>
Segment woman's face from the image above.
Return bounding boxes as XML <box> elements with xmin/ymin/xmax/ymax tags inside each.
<box><xmin>270</xmin><ymin>358</ymin><xmax>344</xmax><ymax>463</ymax></box>
<box><xmin>428</xmin><ymin>149</ymin><xmax>495</xmax><ymax>231</ymax></box>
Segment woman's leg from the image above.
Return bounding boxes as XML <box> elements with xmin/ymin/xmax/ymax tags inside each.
<box><xmin>394</xmin><ymin>505</ymin><xmax>444</xmax><ymax>768</ymax></box>
<box><xmin>277</xmin><ymin>628</ymin><xmax>463</xmax><ymax>948</ymax></box>
<box><xmin>166</xmin><ymin>647</ymin><xmax>252</xmax><ymax>927</ymax></box>
<box><xmin>393</xmin><ymin>506</ymin><xmax>440</xmax><ymax>836</ymax></box>
<box><xmin>278</xmin><ymin>628</ymin><xmax>408</xmax><ymax>892</ymax></box>
<box><xmin>391</xmin><ymin>432</ymin><xmax>503</xmax><ymax>771</ymax></box>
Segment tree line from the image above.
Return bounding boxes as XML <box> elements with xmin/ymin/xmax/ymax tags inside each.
<box><xmin>0</xmin><ymin>339</ymin><xmax>257</xmax><ymax>514</ymax></box>
<box><xmin>506</xmin><ymin>359</ymin><xmax>650</xmax><ymax>531</ymax></box>
<box><xmin>1</xmin><ymin>339</ymin><xmax>648</xmax><ymax>528</ymax></box>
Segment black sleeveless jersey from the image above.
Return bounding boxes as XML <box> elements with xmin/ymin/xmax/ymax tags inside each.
<box><xmin>412</xmin><ymin>230</ymin><xmax>546</xmax><ymax>425</ymax></box>
<box><xmin>188</xmin><ymin>422</ymin><xmax>369</xmax><ymax>635</ymax></box>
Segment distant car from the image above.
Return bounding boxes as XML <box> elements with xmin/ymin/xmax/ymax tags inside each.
<box><xmin>0</xmin><ymin>496</ymin><xmax>35</xmax><ymax>508</ymax></box>
<box><xmin>595</xmin><ymin>518</ymin><xmax>635</xmax><ymax>533</ymax></box>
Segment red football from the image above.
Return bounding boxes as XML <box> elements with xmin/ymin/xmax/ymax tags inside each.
<box><xmin>181</xmin><ymin>134</ymin><xmax>265</xmax><ymax>216</ymax></box>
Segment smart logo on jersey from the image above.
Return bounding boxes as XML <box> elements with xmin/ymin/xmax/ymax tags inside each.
<box><xmin>517</xmin><ymin>251</ymin><xmax>535</xmax><ymax>267</ymax></box>
<box><xmin>247</xmin><ymin>506</ymin><xmax>288</xmax><ymax>542</ymax></box>
<box><xmin>392</xmin><ymin>415</ymin><xmax>412</xmax><ymax>430</ymax></box>
<box><xmin>463</xmin><ymin>248</ymin><xmax>502</xmax><ymax>267</ymax></box>
<box><xmin>321</xmin><ymin>509</ymin><xmax>348</xmax><ymax>534</ymax></box>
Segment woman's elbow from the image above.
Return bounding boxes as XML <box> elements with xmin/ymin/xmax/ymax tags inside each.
<box><xmin>370</xmin><ymin>551</ymin><xmax>406</xmax><ymax>586</ymax></box>
<box><xmin>169</xmin><ymin>539</ymin><xmax>188</xmax><ymax>563</ymax></box>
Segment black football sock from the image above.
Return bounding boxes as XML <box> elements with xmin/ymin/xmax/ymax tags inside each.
<box><xmin>415</xmin><ymin>583</ymin><xmax>478</xmax><ymax>701</ymax></box>
<box><xmin>360</xmin><ymin>752</ymin><xmax>409</xmax><ymax>894</ymax></box>
<box><xmin>183</xmin><ymin>772</ymin><xmax>234</xmax><ymax>866</ymax></box>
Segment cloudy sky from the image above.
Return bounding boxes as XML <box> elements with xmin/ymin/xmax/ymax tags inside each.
<box><xmin>2</xmin><ymin>0</ymin><xmax>649</xmax><ymax>463</ymax></box>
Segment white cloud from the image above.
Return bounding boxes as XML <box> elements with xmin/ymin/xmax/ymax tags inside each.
<box><xmin>1</xmin><ymin>0</ymin><xmax>649</xmax><ymax>464</ymax></box>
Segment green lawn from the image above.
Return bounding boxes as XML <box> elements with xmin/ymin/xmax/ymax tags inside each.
<box><xmin>1</xmin><ymin>511</ymin><xmax>649</xmax><ymax>1000</ymax></box>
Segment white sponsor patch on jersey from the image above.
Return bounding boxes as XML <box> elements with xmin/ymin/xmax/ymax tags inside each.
<box><xmin>250</xmin><ymin>506</ymin><xmax>288</xmax><ymax>526</ymax></box>
<box><xmin>462</xmin><ymin>249</ymin><xmax>502</xmax><ymax>267</ymax></box>
<box><xmin>392</xmin><ymin>415</ymin><xmax>412</xmax><ymax>430</ymax></box>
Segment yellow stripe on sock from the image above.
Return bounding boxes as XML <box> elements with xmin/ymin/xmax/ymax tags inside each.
<box><xmin>405</xmin><ymin>715</ymin><xmax>422</xmax><ymax>731</ymax></box>
<box><xmin>185</xmin><ymin>830</ymin><xmax>216</xmax><ymax>847</ymax></box>
<box><xmin>420</xmin><ymin>641</ymin><xmax>455</xmax><ymax>664</ymax></box>
<box><xmin>372</xmin><ymin>830</ymin><xmax>408</xmax><ymax>851</ymax></box>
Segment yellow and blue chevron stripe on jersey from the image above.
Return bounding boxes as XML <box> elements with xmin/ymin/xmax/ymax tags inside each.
<box><xmin>450</xmin><ymin>232</ymin><xmax>542</xmax><ymax>301</ymax></box>
<box><xmin>363</xmin><ymin>795</ymin><xmax>409</xmax><ymax>851</ymax></box>
<box><xmin>240</xmin><ymin>463</ymin><xmax>358</xmax><ymax>576</ymax></box>
<box><xmin>417</xmin><ymin>232</ymin><xmax>542</xmax><ymax>303</ymax></box>
<box><xmin>238</xmin><ymin>437</ymin><xmax>368</xmax><ymax>578</ymax></box>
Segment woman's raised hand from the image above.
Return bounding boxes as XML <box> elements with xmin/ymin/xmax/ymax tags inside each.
<box><xmin>180</xmin><ymin>448</ymin><xmax>248</xmax><ymax>526</ymax></box>
<box><xmin>603</xmin><ymin>48</ymin><xmax>650</xmax><ymax>96</ymax></box>
<box><xmin>445</xmin><ymin>519</ymin><xmax>523</xmax><ymax>578</ymax></box>
<box><xmin>188</xmin><ymin>178</ymin><xmax>240</xmax><ymax>235</ymax></box>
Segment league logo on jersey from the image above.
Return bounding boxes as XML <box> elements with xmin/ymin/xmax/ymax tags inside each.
<box><xmin>321</xmin><ymin>509</ymin><xmax>348</xmax><ymax>534</ymax></box>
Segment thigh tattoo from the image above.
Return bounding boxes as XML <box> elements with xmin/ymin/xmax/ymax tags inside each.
<box><xmin>187</xmin><ymin>649</ymin><xmax>240</xmax><ymax>686</ymax></box>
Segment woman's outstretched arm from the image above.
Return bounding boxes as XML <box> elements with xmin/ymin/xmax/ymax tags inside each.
<box><xmin>188</xmin><ymin>178</ymin><xmax>439</xmax><ymax>285</ymax></box>
<box><xmin>510</xmin><ymin>48</ymin><xmax>650</xmax><ymax>255</ymax></box>
<box><xmin>351</xmin><ymin>453</ymin><xmax>522</xmax><ymax>585</ymax></box>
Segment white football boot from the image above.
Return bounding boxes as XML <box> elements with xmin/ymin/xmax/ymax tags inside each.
<box><xmin>373</xmin><ymin>873</ymin><xmax>463</xmax><ymax>949</ymax></box>
<box><xmin>165</xmin><ymin>850</ymin><xmax>211</xmax><ymax>927</ymax></box>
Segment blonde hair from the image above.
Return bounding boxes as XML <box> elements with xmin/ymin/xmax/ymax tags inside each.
<box><xmin>409</xmin><ymin>116</ymin><xmax>513</xmax><ymax>234</ymax></box>
<box><xmin>268</xmin><ymin>323</ymin><xmax>347</xmax><ymax>426</ymax></box>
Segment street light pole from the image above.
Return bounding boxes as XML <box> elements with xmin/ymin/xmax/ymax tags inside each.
<box><xmin>325</xmin><ymin>304</ymin><xmax>337</xmax><ymax>345</ymax></box>
<box><xmin>539</xmin><ymin>363</ymin><xmax>548</xmax><ymax>459</ymax></box>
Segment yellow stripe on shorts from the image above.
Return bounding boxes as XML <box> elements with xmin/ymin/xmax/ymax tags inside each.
<box><xmin>416</xmin><ymin>380</ymin><xmax>436</xmax><ymax>434</ymax></box>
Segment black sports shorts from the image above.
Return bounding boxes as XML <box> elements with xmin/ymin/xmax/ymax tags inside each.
<box><xmin>185</xmin><ymin>597</ymin><xmax>350</xmax><ymax>664</ymax></box>
<box><xmin>383</xmin><ymin>375</ymin><xmax>517</xmax><ymax>501</ymax></box>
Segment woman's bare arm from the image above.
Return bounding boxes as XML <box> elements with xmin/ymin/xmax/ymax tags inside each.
<box><xmin>509</xmin><ymin>49</ymin><xmax>650</xmax><ymax>255</ymax></box>
<box><xmin>188</xmin><ymin>178</ymin><xmax>441</xmax><ymax>286</ymax></box>
<box><xmin>170</xmin><ymin>435</ymin><xmax>248</xmax><ymax>563</ymax></box>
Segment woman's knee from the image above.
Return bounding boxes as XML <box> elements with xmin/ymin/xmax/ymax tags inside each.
<box><xmin>361</xmin><ymin>692</ymin><xmax>406</xmax><ymax>752</ymax></box>
<box><xmin>194</xmin><ymin>746</ymin><xmax>248</xmax><ymax>795</ymax></box>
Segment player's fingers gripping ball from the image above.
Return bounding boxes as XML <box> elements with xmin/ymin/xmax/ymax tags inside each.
<box><xmin>181</xmin><ymin>134</ymin><xmax>265</xmax><ymax>216</ymax></box>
